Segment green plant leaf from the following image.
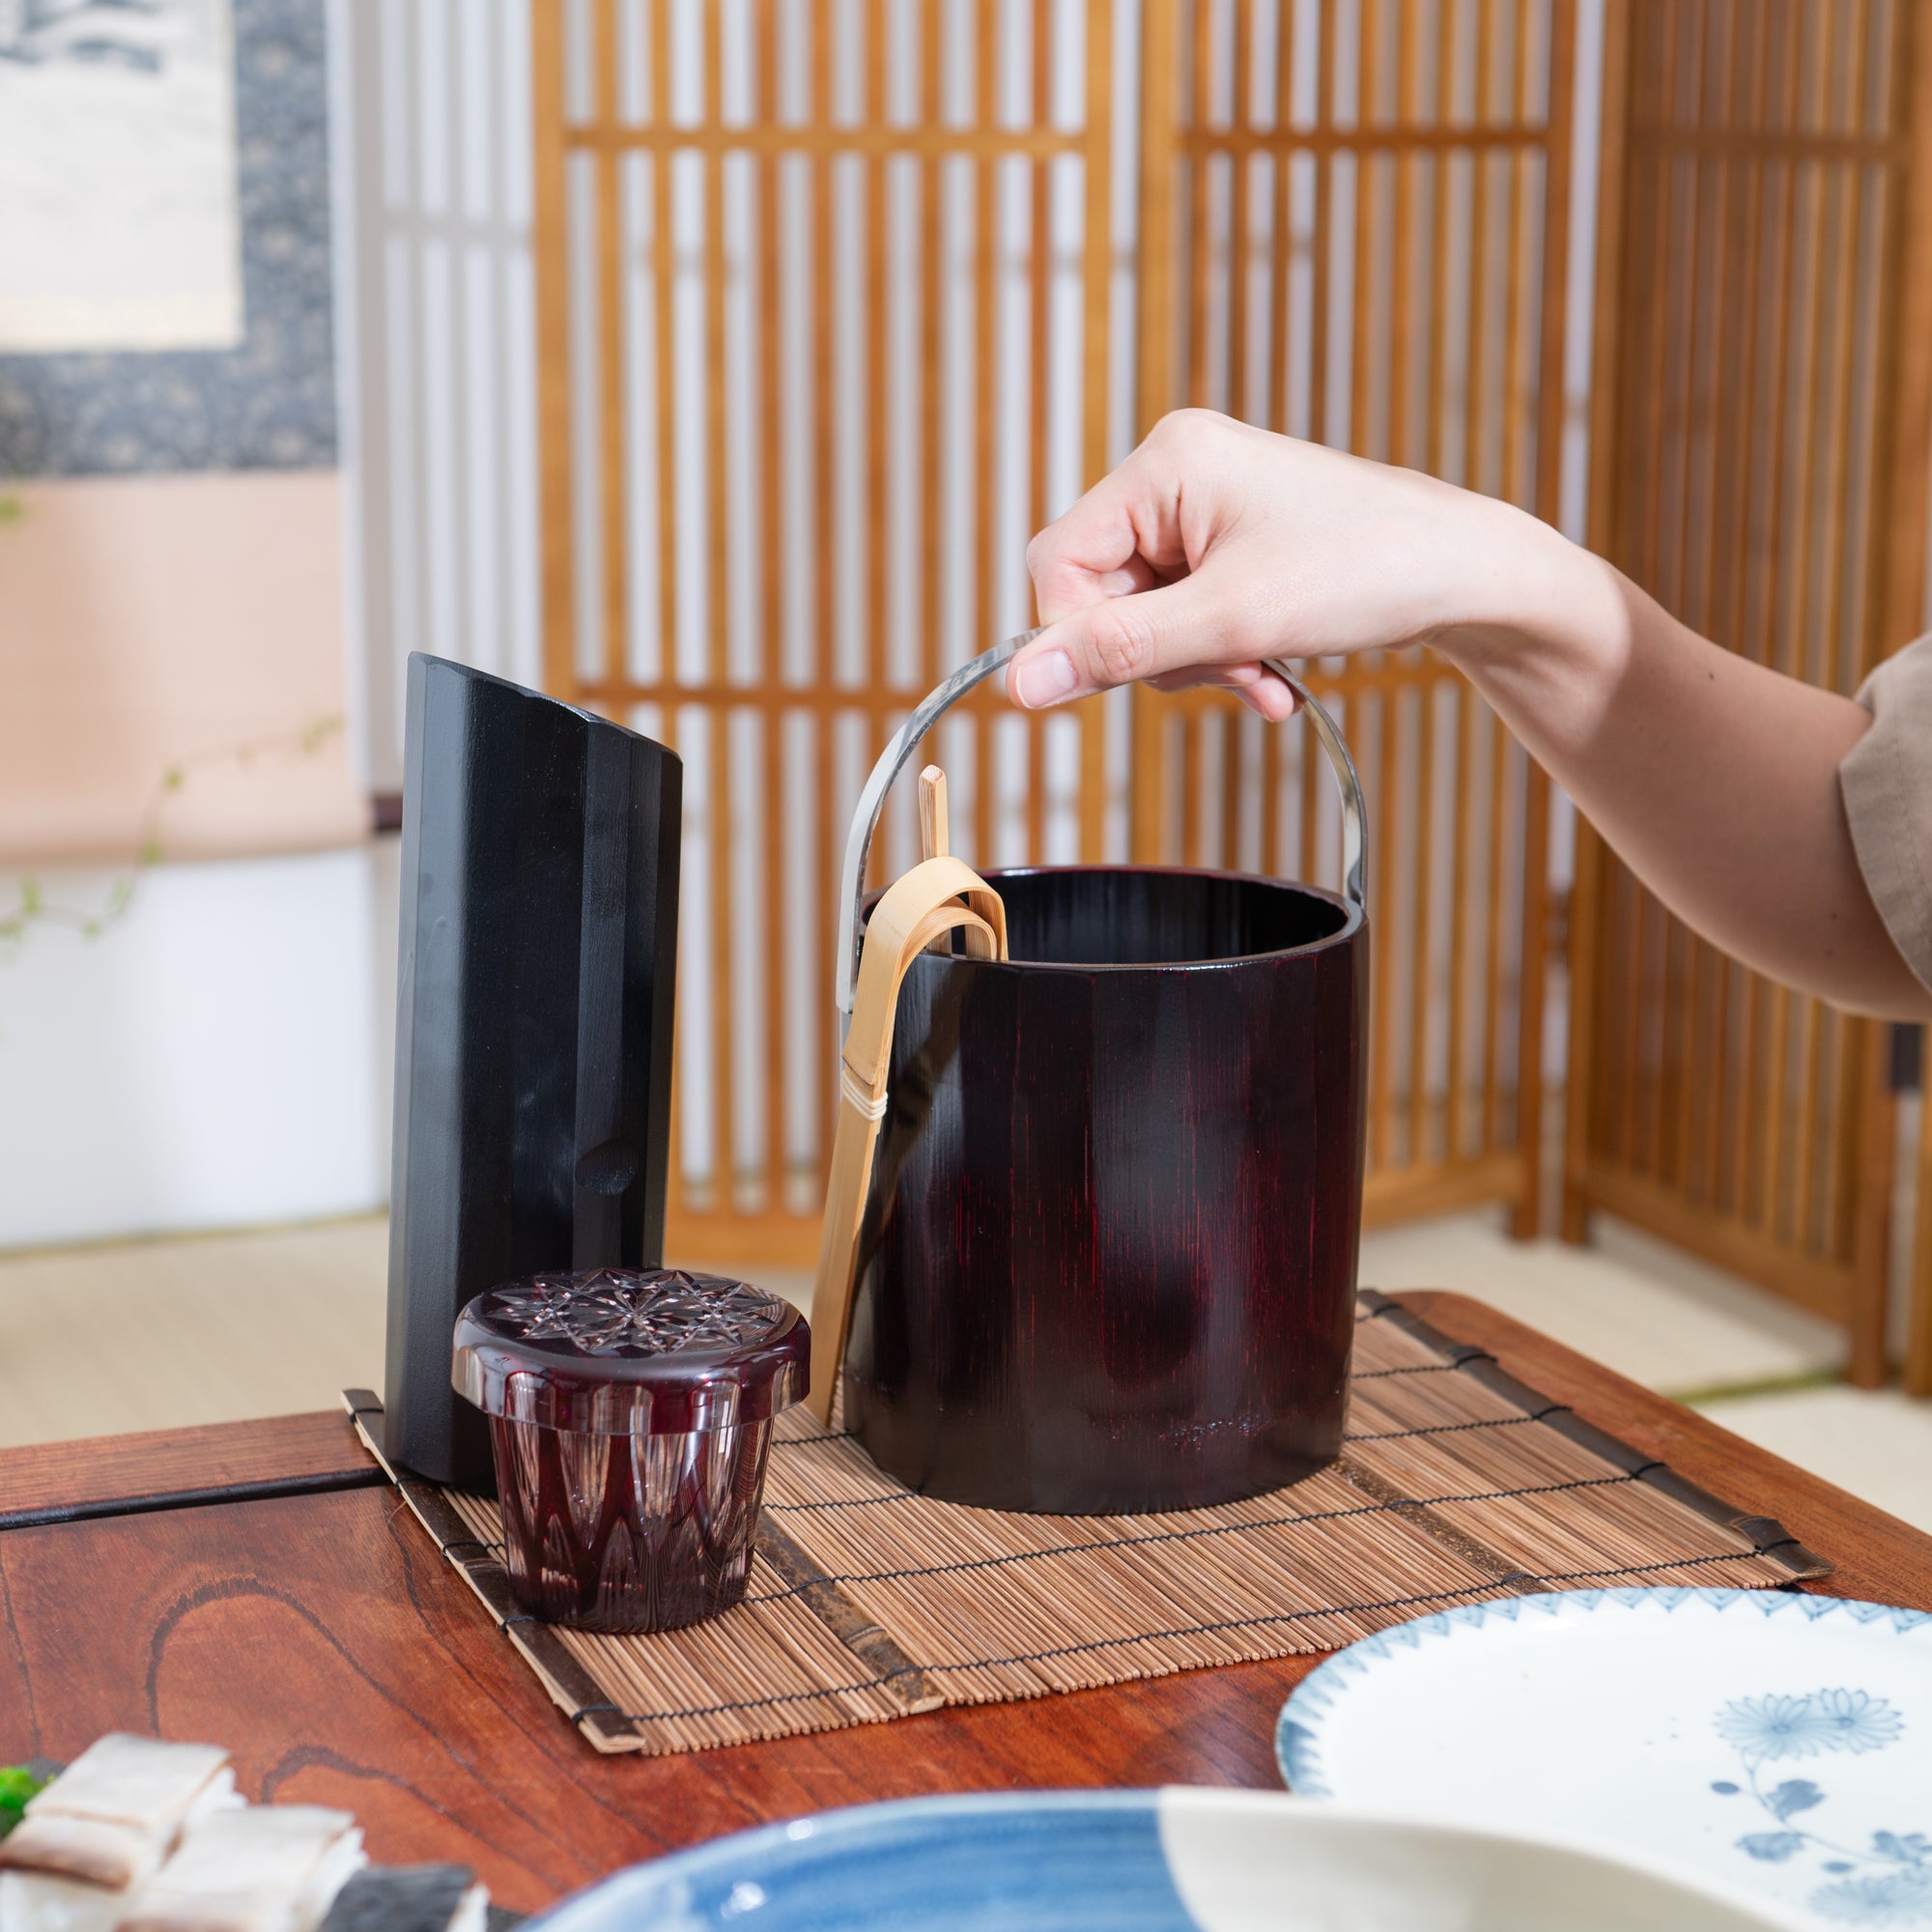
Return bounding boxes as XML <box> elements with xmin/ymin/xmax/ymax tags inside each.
<box><xmin>0</xmin><ymin>1764</ymin><xmax>48</xmax><ymax>1837</ymax></box>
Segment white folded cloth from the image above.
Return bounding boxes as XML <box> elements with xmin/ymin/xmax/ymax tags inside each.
<box><xmin>115</xmin><ymin>1806</ymin><xmax>365</xmax><ymax>1932</ymax></box>
<box><xmin>0</xmin><ymin>1737</ymin><xmax>241</xmax><ymax>1932</ymax></box>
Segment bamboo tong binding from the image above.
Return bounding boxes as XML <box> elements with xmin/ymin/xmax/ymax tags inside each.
<box><xmin>806</xmin><ymin>768</ymin><xmax>1007</xmax><ymax>1423</ymax></box>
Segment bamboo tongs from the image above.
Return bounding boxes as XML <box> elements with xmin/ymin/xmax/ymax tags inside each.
<box><xmin>806</xmin><ymin>768</ymin><xmax>1007</xmax><ymax>1422</ymax></box>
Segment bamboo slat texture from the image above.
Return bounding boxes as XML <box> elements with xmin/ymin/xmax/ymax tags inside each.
<box><xmin>1134</xmin><ymin>0</ymin><xmax>1577</xmax><ymax>1236</ymax></box>
<box><xmin>360</xmin><ymin>1294</ymin><xmax>1823</xmax><ymax>1757</ymax></box>
<box><xmin>532</xmin><ymin>1</ymin><xmax>1117</xmax><ymax>1265</ymax></box>
<box><xmin>1567</xmin><ymin>0</ymin><xmax>1932</xmax><ymax>1387</ymax></box>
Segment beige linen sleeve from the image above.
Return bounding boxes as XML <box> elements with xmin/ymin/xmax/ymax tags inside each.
<box><xmin>1841</xmin><ymin>632</ymin><xmax>1932</xmax><ymax>995</ymax></box>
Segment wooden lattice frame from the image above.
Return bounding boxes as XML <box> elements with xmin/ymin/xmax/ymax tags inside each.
<box><xmin>1566</xmin><ymin>0</ymin><xmax>1932</xmax><ymax>1385</ymax></box>
<box><xmin>1135</xmin><ymin>0</ymin><xmax>1579</xmax><ymax>1233</ymax></box>
<box><xmin>529</xmin><ymin>1</ymin><xmax>1585</xmax><ymax>1263</ymax></box>
<box><xmin>530</xmin><ymin>2</ymin><xmax>1117</xmax><ymax>1263</ymax></box>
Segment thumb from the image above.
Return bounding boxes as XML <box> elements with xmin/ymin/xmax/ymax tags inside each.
<box><xmin>1007</xmin><ymin>576</ymin><xmax>1218</xmax><ymax>709</ymax></box>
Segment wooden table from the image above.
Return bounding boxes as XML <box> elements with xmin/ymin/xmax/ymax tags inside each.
<box><xmin>4</xmin><ymin>1292</ymin><xmax>1930</xmax><ymax>1915</ymax></box>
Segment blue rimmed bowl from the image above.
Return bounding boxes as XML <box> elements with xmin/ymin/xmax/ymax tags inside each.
<box><xmin>532</xmin><ymin>1787</ymin><xmax>1789</xmax><ymax>1930</ymax></box>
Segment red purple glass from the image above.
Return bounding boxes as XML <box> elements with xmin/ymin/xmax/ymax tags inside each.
<box><xmin>452</xmin><ymin>1268</ymin><xmax>808</xmax><ymax>1632</ymax></box>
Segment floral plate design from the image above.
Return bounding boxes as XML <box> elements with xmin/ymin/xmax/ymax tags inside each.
<box><xmin>1276</xmin><ymin>1589</ymin><xmax>1932</xmax><ymax>1927</ymax></box>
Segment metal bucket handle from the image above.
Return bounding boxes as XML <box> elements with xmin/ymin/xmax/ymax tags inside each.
<box><xmin>836</xmin><ymin>629</ymin><xmax>1368</xmax><ymax>1019</ymax></box>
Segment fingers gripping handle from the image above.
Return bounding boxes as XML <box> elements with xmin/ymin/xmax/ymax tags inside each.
<box><xmin>835</xmin><ymin>638</ymin><xmax>1369</xmax><ymax>1021</ymax></box>
<box><xmin>1262</xmin><ymin>655</ymin><xmax>1367</xmax><ymax>913</ymax></box>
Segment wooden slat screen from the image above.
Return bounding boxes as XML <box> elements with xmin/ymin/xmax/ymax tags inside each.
<box><xmin>531</xmin><ymin>1</ymin><xmax>1118</xmax><ymax>1263</ymax></box>
<box><xmin>1134</xmin><ymin>0</ymin><xmax>1577</xmax><ymax>1233</ymax></box>
<box><xmin>528</xmin><ymin>0</ymin><xmax>1601</xmax><ymax>1265</ymax></box>
<box><xmin>1567</xmin><ymin>0</ymin><xmax>1932</xmax><ymax>1385</ymax></box>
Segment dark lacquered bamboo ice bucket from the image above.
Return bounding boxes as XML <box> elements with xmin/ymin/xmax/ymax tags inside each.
<box><xmin>833</xmin><ymin>638</ymin><xmax>1369</xmax><ymax>1514</ymax></box>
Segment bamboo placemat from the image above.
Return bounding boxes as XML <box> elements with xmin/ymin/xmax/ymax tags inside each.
<box><xmin>345</xmin><ymin>1292</ymin><xmax>1830</xmax><ymax>1756</ymax></box>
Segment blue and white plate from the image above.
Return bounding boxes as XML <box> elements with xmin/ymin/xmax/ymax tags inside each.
<box><xmin>1277</xmin><ymin>1589</ymin><xmax>1932</xmax><ymax>1928</ymax></box>
<box><xmin>533</xmin><ymin>1787</ymin><xmax>1787</xmax><ymax>1930</ymax></box>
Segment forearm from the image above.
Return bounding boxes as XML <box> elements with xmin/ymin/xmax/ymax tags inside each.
<box><xmin>1437</xmin><ymin>499</ymin><xmax>1927</xmax><ymax>1019</ymax></box>
<box><xmin>1013</xmin><ymin>413</ymin><xmax>1926</xmax><ymax>1015</ymax></box>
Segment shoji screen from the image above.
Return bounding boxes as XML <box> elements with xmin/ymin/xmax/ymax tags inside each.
<box><xmin>1568</xmin><ymin>0</ymin><xmax>1932</xmax><ymax>1386</ymax></box>
<box><xmin>335</xmin><ymin>0</ymin><xmax>546</xmax><ymax>792</ymax></box>
<box><xmin>1135</xmin><ymin>0</ymin><xmax>1579</xmax><ymax>1233</ymax></box>
<box><xmin>530</xmin><ymin>1</ymin><xmax>1122</xmax><ymax>1263</ymax></box>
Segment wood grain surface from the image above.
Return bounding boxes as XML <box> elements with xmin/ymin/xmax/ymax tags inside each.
<box><xmin>2</xmin><ymin>1293</ymin><xmax>1929</xmax><ymax>1915</ymax></box>
<box><xmin>0</xmin><ymin>1411</ymin><xmax>379</xmax><ymax>1532</ymax></box>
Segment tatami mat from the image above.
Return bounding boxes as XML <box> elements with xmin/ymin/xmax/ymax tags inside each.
<box><xmin>2</xmin><ymin>1207</ymin><xmax>1926</xmax><ymax>1534</ymax></box>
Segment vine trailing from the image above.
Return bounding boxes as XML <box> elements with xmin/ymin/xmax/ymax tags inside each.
<box><xmin>3</xmin><ymin>469</ymin><xmax>351</xmax><ymax>962</ymax></box>
<box><xmin>0</xmin><ymin>717</ymin><xmax>345</xmax><ymax>963</ymax></box>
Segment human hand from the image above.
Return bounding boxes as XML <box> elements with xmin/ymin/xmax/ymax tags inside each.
<box><xmin>1008</xmin><ymin>409</ymin><xmax>1548</xmax><ymax>720</ymax></box>
<box><xmin>1007</xmin><ymin>412</ymin><xmax>1932</xmax><ymax>1023</ymax></box>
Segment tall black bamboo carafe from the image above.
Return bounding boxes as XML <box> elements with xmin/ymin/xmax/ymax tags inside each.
<box><xmin>384</xmin><ymin>654</ymin><xmax>681</xmax><ymax>1492</ymax></box>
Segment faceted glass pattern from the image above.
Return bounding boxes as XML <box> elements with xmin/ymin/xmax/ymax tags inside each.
<box><xmin>453</xmin><ymin>1266</ymin><xmax>808</xmax><ymax>1436</ymax></box>
<box><xmin>491</xmin><ymin>1404</ymin><xmax>776</xmax><ymax>1634</ymax></box>
<box><xmin>456</xmin><ymin>1266</ymin><xmax>806</xmax><ymax>1633</ymax></box>
<box><xmin>484</xmin><ymin>1268</ymin><xmax>791</xmax><ymax>1359</ymax></box>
